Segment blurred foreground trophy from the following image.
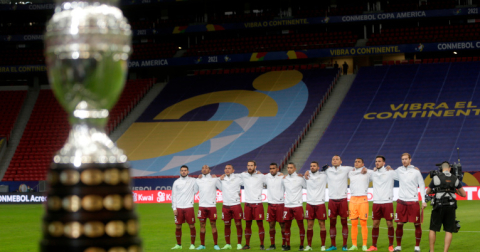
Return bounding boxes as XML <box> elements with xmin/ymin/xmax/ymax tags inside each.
<box><xmin>42</xmin><ymin>0</ymin><xmax>141</xmax><ymax>251</ymax></box>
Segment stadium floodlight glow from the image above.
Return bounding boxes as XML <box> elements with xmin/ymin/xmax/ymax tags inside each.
<box><xmin>454</xmin><ymin>51</ymin><xmax>458</xmax><ymax>54</ymax></box>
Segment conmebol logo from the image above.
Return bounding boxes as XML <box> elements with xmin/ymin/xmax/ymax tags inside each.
<box><xmin>0</xmin><ymin>194</ymin><xmax>47</xmax><ymax>203</ymax></box>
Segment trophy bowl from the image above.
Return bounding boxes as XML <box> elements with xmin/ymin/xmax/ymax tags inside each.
<box><xmin>44</xmin><ymin>0</ymin><xmax>131</xmax><ymax>164</ymax></box>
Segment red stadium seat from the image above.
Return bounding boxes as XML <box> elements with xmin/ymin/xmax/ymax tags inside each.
<box><xmin>5</xmin><ymin>79</ymin><xmax>155</xmax><ymax>181</ymax></box>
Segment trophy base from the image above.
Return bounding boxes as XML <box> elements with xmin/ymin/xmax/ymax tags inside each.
<box><xmin>41</xmin><ymin>163</ymin><xmax>142</xmax><ymax>252</ymax></box>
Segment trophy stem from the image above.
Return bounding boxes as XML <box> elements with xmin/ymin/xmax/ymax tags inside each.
<box><xmin>54</xmin><ymin>122</ymin><xmax>126</xmax><ymax>166</ymax></box>
<box><xmin>69</xmin><ymin>103</ymin><xmax>110</xmax><ymax>129</ymax></box>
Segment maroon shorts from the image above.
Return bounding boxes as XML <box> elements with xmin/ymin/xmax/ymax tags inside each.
<box><xmin>328</xmin><ymin>198</ymin><xmax>348</xmax><ymax>218</ymax></box>
<box><xmin>198</xmin><ymin>207</ymin><xmax>218</xmax><ymax>222</ymax></box>
<box><xmin>222</xmin><ymin>204</ymin><xmax>243</xmax><ymax>224</ymax></box>
<box><xmin>372</xmin><ymin>203</ymin><xmax>394</xmax><ymax>221</ymax></box>
<box><xmin>244</xmin><ymin>203</ymin><xmax>265</xmax><ymax>221</ymax></box>
<box><xmin>395</xmin><ymin>200</ymin><xmax>421</xmax><ymax>223</ymax></box>
<box><xmin>284</xmin><ymin>206</ymin><xmax>304</xmax><ymax>221</ymax></box>
<box><xmin>175</xmin><ymin>207</ymin><xmax>196</xmax><ymax>225</ymax></box>
<box><xmin>267</xmin><ymin>203</ymin><xmax>285</xmax><ymax>223</ymax></box>
<box><xmin>306</xmin><ymin>204</ymin><xmax>327</xmax><ymax>220</ymax></box>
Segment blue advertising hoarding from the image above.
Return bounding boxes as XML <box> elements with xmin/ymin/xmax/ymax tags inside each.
<box><xmin>1</xmin><ymin>40</ymin><xmax>479</xmax><ymax>73</ymax></box>
<box><xmin>125</xmin><ymin>40</ymin><xmax>480</xmax><ymax>68</ymax></box>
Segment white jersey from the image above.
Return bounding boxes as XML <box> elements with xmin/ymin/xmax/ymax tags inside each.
<box><xmin>306</xmin><ymin>170</ymin><xmax>327</xmax><ymax>205</ymax></box>
<box><xmin>172</xmin><ymin>176</ymin><xmax>197</xmax><ymax>210</ymax></box>
<box><xmin>282</xmin><ymin>172</ymin><xmax>306</xmax><ymax>208</ymax></box>
<box><xmin>395</xmin><ymin>165</ymin><xmax>426</xmax><ymax>202</ymax></box>
<box><xmin>371</xmin><ymin>166</ymin><xmax>397</xmax><ymax>204</ymax></box>
<box><xmin>265</xmin><ymin>173</ymin><xmax>285</xmax><ymax>204</ymax></box>
<box><xmin>195</xmin><ymin>174</ymin><xmax>220</xmax><ymax>207</ymax></box>
<box><xmin>217</xmin><ymin>173</ymin><xmax>243</xmax><ymax>206</ymax></box>
<box><xmin>241</xmin><ymin>172</ymin><xmax>266</xmax><ymax>203</ymax></box>
<box><xmin>348</xmin><ymin>167</ymin><xmax>373</xmax><ymax>196</ymax></box>
<box><xmin>326</xmin><ymin>165</ymin><xmax>352</xmax><ymax>200</ymax></box>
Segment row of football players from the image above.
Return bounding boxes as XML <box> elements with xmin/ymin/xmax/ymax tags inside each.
<box><xmin>171</xmin><ymin>153</ymin><xmax>426</xmax><ymax>252</ymax></box>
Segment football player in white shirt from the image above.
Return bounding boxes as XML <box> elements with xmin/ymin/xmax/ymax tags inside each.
<box><xmin>304</xmin><ymin>161</ymin><xmax>328</xmax><ymax>251</ymax></box>
<box><xmin>282</xmin><ymin>162</ymin><xmax>306</xmax><ymax>251</ymax></box>
<box><xmin>195</xmin><ymin>165</ymin><xmax>221</xmax><ymax>250</ymax></box>
<box><xmin>171</xmin><ymin>165</ymin><xmax>197</xmax><ymax>250</ymax></box>
<box><xmin>393</xmin><ymin>153</ymin><xmax>427</xmax><ymax>252</ymax></box>
<box><xmin>218</xmin><ymin>164</ymin><xmax>244</xmax><ymax>250</ymax></box>
<box><xmin>240</xmin><ymin>160</ymin><xmax>266</xmax><ymax>250</ymax></box>
<box><xmin>305</xmin><ymin>155</ymin><xmax>367</xmax><ymax>251</ymax></box>
<box><xmin>348</xmin><ymin>158</ymin><xmax>373</xmax><ymax>251</ymax></box>
<box><xmin>325</xmin><ymin>155</ymin><xmax>354</xmax><ymax>251</ymax></box>
<box><xmin>366</xmin><ymin>156</ymin><xmax>396</xmax><ymax>252</ymax></box>
<box><xmin>265</xmin><ymin>163</ymin><xmax>286</xmax><ymax>250</ymax></box>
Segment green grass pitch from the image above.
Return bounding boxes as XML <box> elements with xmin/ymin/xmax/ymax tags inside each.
<box><xmin>1</xmin><ymin>201</ymin><xmax>479</xmax><ymax>251</ymax></box>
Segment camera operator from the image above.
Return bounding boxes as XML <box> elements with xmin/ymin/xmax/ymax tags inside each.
<box><xmin>426</xmin><ymin>161</ymin><xmax>466</xmax><ymax>252</ymax></box>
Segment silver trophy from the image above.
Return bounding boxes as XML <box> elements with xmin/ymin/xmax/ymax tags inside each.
<box><xmin>42</xmin><ymin>0</ymin><xmax>141</xmax><ymax>251</ymax></box>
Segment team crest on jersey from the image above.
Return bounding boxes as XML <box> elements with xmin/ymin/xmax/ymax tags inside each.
<box><xmin>390</xmin><ymin>213</ymin><xmax>393</xmax><ymax>218</ymax></box>
<box><xmin>214</xmin><ymin>213</ymin><xmax>217</xmax><ymax>218</ymax></box>
<box><xmin>365</xmin><ymin>214</ymin><xmax>368</xmax><ymax>218</ymax></box>
<box><xmin>259</xmin><ymin>214</ymin><xmax>263</xmax><ymax>218</ymax></box>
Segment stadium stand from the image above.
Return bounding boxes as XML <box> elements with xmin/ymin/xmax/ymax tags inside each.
<box><xmin>3</xmin><ymin>0</ymin><xmax>480</xmax><ymax>183</ymax></box>
<box><xmin>384</xmin><ymin>0</ymin><xmax>456</xmax><ymax>12</ymax></box>
<box><xmin>0</xmin><ymin>22</ymin><xmax>45</xmax><ymax>35</ymax></box>
<box><xmin>1</xmin><ymin>78</ymin><xmax>156</xmax><ymax>181</ymax></box>
<box><xmin>130</xmin><ymin>43</ymin><xmax>178</xmax><ymax>60</ymax></box>
<box><xmin>185</xmin><ymin>31</ymin><xmax>357</xmax><ymax>56</ymax></box>
<box><xmin>368</xmin><ymin>24</ymin><xmax>480</xmax><ymax>46</ymax></box>
<box><xmin>0</xmin><ymin>48</ymin><xmax>44</xmax><ymax>66</ymax></box>
<box><xmin>0</xmin><ymin>90</ymin><xmax>27</xmax><ymax>141</ymax></box>
<box><xmin>0</xmin><ymin>44</ymin><xmax>176</xmax><ymax>65</ymax></box>
<box><xmin>117</xmin><ymin>68</ymin><xmax>339</xmax><ymax>176</ymax></box>
<box><xmin>294</xmin><ymin>6</ymin><xmax>364</xmax><ymax>17</ymax></box>
<box><xmin>382</xmin><ymin>57</ymin><xmax>480</xmax><ymax>65</ymax></box>
<box><xmin>193</xmin><ymin>64</ymin><xmax>326</xmax><ymax>76</ymax></box>
<box><xmin>5</xmin><ymin>90</ymin><xmax>68</xmax><ymax>182</ymax></box>
<box><xmin>130</xmin><ymin>19</ymin><xmax>192</xmax><ymax>29</ymax></box>
<box><xmin>421</xmin><ymin>57</ymin><xmax>479</xmax><ymax>64</ymax></box>
<box><xmin>302</xmin><ymin>62</ymin><xmax>480</xmax><ymax>172</ymax></box>
<box><xmin>209</xmin><ymin>12</ymin><xmax>276</xmax><ymax>23</ymax></box>
<box><xmin>107</xmin><ymin>78</ymin><xmax>156</xmax><ymax>134</ymax></box>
